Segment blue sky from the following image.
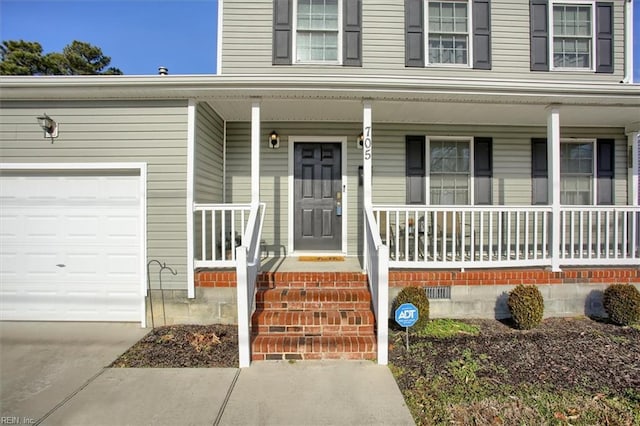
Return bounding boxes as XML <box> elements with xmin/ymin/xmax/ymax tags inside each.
<box><xmin>0</xmin><ymin>0</ymin><xmax>638</xmax><ymax>80</ymax></box>
<box><xmin>0</xmin><ymin>0</ymin><xmax>218</xmax><ymax>75</ymax></box>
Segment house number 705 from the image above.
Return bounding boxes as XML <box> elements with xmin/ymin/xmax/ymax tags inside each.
<box><xmin>363</xmin><ymin>126</ymin><xmax>372</xmax><ymax>160</ymax></box>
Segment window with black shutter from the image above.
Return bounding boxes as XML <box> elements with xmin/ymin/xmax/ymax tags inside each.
<box><xmin>529</xmin><ymin>0</ymin><xmax>613</xmax><ymax>73</ymax></box>
<box><xmin>272</xmin><ymin>0</ymin><xmax>362</xmax><ymax>66</ymax></box>
<box><xmin>405</xmin><ymin>0</ymin><xmax>492</xmax><ymax>69</ymax></box>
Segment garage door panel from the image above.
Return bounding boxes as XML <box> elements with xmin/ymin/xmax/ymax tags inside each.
<box><xmin>0</xmin><ymin>171</ymin><xmax>143</xmax><ymax>322</ymax></box>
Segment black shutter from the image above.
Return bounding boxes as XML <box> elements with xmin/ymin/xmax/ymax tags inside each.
<box><xmin>595</xmin><ymin>2</ymin><xmax>613</xmax><ymax>73</ymax></box>
<box><xmin>273</xmin><ymin>0</ymin><xmax>293</xmax><ymax>65</ymax></box>
<box><xmin>405</xmin><ymin>0</ymin><xmax>424</xmax><ymax>67</ymax></box>
<box><xmin>530</xmin><ymin>0</ymin><xmax>549</xmax><ymax>71</ymax></box>
<box><xmin>406</xmin><ymin>136</ymin><xmax>426</xmax><ymax>204</ymax></box>
<box><xmin>472</xmin><ymin>0</ymin><xmax>491</xmax><ymax>70</ymax></box>
<box><xmin>474</xmin><ymin>137</ymin><xmax>493</xmax><ymax>204</ymax></box>
<box><xmin>531</xmin><ymin>138</ymin><xmax>548</xmax><ymax>204</ymax></box>
<box><xmin>597</xmin><ymin>139</ymin><xmax>614</xmax><ymax>205</ymax></box>
<box><xmin>343</xmin><ymin>0</ymin><xmax>362</xmax><ymax>67</ymax></box>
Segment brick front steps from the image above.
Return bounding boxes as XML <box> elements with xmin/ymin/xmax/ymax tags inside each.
<box><xmin>251</xmin><ymin>273</ymin><xmax>377</xmax><ymax>361</ymax></box>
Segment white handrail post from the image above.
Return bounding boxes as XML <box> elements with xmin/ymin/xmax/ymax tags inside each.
<box><xmin>547</xmin><ymin>106</ymin><xmax>562</xmax><ymax>272</ymax></box>
<box><xmin>251</xmin><ymin>100</ymin><xmax>261</xmax><ymax>204</ymax></box>
<box><xmin>377</xmin><ymin>244</ymin><xmax>389</xmax><ymax>365</ymax></box>
<box><xmin>236</xmin><ymin>246</ymin><xmax>250</xmax><ymax>368</ymax></box>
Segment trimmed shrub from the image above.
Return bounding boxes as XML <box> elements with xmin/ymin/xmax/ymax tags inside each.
<box><xmin>603</xmin><ymin>284</ymin><xmax>640</xmax><ymax>326</ymax></box>
<box><xmin>393</xmin><ymin>287</ymin><xmax>430</xmax><ymax>331</ymax></box>
<box><xmin>507</xmin><ymin>285</ymin><xmax>544</xmax><ymax>330</ymax></box>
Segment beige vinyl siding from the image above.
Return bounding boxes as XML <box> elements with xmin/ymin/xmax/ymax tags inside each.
<box><xmin>492</xmin><ymin>137</ymin><xmax>533</xmax><ymax>205</ymax></box>
<box><xmin>0</xmin><ymin>100</ymin><xmax>189</xmax><ymax>289</ymax></box>
<box><xmin>195</xmin><ymin>102</ymin><xmax>225</xmax><ymax>203</ymax></box>
<box><xmin>222</xmin><ymin>0</ymin><xmax>625</xmax><ymax>83</ymax></box>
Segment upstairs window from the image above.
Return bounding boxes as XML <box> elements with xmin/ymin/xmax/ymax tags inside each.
<box><xmin>552</xmin><ymin>3</ymin><xmax>593</xmax><ymax>70</ymax></box>
<box><xmin>427</xmin><ymin>1</ymin><xmax>470</xmax><ymax>65</ymax></box>
<box><xmin>296</xmin><ymin>0</ymin><xmax>340</xmax><ymax>63</ymax></box>
<box><xmin>405</xmin><ymin>0</ymin><xmax>491</xmax><ymax>70</ymax></box>
<box><xmin>530</xmin><ymin>0</ymin><xmax>613</xmax><ymax>73</ymax></box>
<box><xmin>273</xmin><ymin>0</ymin><xmax>362</xmax><ymax>66</ymax></box>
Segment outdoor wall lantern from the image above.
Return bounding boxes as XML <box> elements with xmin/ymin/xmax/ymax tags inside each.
<box><xmin>268</xmin><ymin>130</ymin><xmax>280</xmax><ymax>149</ymax></box>
<box><xmin>36</xmin><ymin>113</ymin><xmax>58</xmax><ymax>142</ymax></box>
<box><xmin>356</xmin><ymin>132</ymin><xmax>364</xmax><ymax>149</ymax></box>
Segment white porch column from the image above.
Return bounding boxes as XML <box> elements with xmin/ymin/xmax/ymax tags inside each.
<box><xmin>363</xmin><ymin>101</ymin><xmax>373</xmax><ymax>207</ymax></box>
<box><xmin>362</xmin><ymin>101</ymin><xmax>373</xmax><ymax>270</ymax></box>
<box><xmin>547</xmin><ymin>106</ymin><xmax>561</xmax><ymax>272</ymax></box>
<box><xmin>251</xmin><ymin>100</ymin><xmax>261</xmax><ymax>204</ymax></box>
<box><xmin>627</xmin><ymin>128</ymin><xmax>639</xmax><ymax>206</ymax></box>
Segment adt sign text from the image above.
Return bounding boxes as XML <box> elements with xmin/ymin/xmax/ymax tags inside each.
<box><xmin>395</xmin><ymin>303</ymin><xmax>419</xmax><ymax>328</ymax></box>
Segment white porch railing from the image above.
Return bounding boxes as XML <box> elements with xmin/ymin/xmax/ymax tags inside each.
<box><xmin>559</xmin><ymin>207</ymin><xmax>639</xmax><ymax>265</ymax></box>
<box><xmin>194</xmin><ymin>204</ymin><xmax>252</xmax><ymax>268</ymax></box>
<box><xmin>372</xmin><ymin>205</ymin><xmax>640</xmax><ymax>269</ymax></box>
<box><xmin>236</xmin><ymin>202</ymin><xmax>266</xmax><ymax>368</ymax></box>
<box><xmin>364</xmin><ymin>205</ymin><xmax>389</xmax><ymax>365</ymax></box>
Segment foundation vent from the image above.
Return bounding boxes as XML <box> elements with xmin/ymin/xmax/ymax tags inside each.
<box><xmin>425</xmin><ymin>286</ymin><xmax>451</xmax><ymax>300</ymax></box>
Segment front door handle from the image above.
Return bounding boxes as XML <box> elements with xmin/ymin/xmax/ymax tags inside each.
<box><xmin>336</xmin><ymin>191</ymin><xmax>342</xmax><ymax>216</ymax></box>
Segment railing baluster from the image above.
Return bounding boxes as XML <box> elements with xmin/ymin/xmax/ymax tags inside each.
<box><xmin>613</xmin><ymin>210</ymin><xmax>619</xmax><ymax>259</ymax></box>
<box><xmin>479</xmin><ymin>211</ymin><xmax>484</xmax><ymax>261</ymax></box>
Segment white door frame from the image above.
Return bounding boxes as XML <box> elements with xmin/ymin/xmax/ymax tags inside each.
<box><xmin>287</xmin><ymin>136</ymin><xmax>348</xmax><ymax>255</ymax></box>
<box><xmin>0</xmin><ymin>162</ymin><xmax>148</xmax><ymax>326</ymax></box>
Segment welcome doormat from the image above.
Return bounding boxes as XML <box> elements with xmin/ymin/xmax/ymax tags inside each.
<box><xmin>298</xmin><ymin>256</ymin><xmax>345</xmax><ymax>262</ymax></box>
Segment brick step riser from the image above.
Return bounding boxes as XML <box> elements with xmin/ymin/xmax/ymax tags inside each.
<box><xmin>256</xmin><ymin>289</ymin><xmax>371</xmax><ymax>302</ymax></box>
<box><xmin>252</xmin><ymin>310</ymin><xmax>375</xmax><ymax>325</ymax></box>
<box><xmin>251</xmin><ymin>336</ymin><xmax>377</xmax><ymax>361</ymax></box>
<box><xmin>257</xmin><ymin>281</ymin><xmax>369</xmax><ymax>289</ymax></box>
<box><xmin>251</xmin><ymin>325</ymin><xmax>375</xmax><ymax>336</ymax></box>
<box><xmin>252</xmin><ymin>352</ymin><xmax>376</xmax><ymax>361</ymax></box>
<box><xmin>256</xmin><ymin>302</ymin><xmax>372</xmax><ymax>311</ymax></box>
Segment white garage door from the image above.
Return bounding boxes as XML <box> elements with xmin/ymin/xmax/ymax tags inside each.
<box><xmin>0</xmin><ymin>170</ymin><xmax>143</xmax><ymax>321</ymax></box>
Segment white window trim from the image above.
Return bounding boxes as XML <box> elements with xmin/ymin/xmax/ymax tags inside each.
<box><xmin>424</xmin><ymin>0</ymin><xmax>474</xmax><ymax>68</ymax></box>
<box><xmin>549</xmin><ymin>0</ymin><xmax>596</xmax><ymax>72</ymax></box>
<box><xmin>425</xmin><ymin>136</ymin><xmax>475</xmax><ymax>205</ymax></box>
<box><xmin>292</xmin><ymin>0</ymin><xmax>343</xmax><ymax>65</ymax></box>
<box><xmin>560</xmin><ymin>138</ymin><xmax>597</xmax><ymax>205</ymax></box>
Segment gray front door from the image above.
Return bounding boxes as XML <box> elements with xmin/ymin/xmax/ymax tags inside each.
<box><xmin>294</xmin><ymin>143</ymin><xmax>342</xmax><ymax>251</ymax></box>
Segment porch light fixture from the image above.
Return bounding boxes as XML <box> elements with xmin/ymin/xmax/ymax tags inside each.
<box><xmin>268</xmin><ymin>130</ymin><xmax>280</xmax><ymax>149</ymax></box>
<box><xmin>356</xmin><ymin>132</ymin><xmax>364</xmax><ymax>149</ymax></box>
<box><xmin>36</xmin><ymin>113</ymin><xmax>58</xmax><ymax>142</ymax></box>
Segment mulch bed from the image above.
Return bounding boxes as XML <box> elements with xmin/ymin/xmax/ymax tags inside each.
<box><xmin>111</xmin><ymin>324</ymin><xmax>238</xmax><ymax>368</ymax></box>
<box><xmin>390</xmin><ymin>317</ymin><xmax>640</xmax><ymax>395</ymax></box>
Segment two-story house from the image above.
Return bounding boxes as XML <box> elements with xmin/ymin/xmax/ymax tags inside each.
<box><xmin>1</xmin><ymin>0</ymin><xmax>639</xmax><ymax>366</ymax></box>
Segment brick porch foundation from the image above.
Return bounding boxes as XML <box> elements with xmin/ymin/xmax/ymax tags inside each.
<box><xmin>195</xmin><ymin>267</ymin><xmax>640</xmax><ymax>289</ymax></box>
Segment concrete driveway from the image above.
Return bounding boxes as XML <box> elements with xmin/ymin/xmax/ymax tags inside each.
<box><xmin>1</xmin><ymin>322</ymin><xmax>416</xmax><ymax>426</ymax></box>
<box><xmin>0</xmin><ymin>322</ymin><xmax>148</xmax><ymax>423</ymax></box>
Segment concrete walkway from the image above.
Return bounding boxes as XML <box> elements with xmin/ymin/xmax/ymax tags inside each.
<box><xmin>1</xmin><ymin>322</ymin><xmax>415</xmax><ymax>426</ymax></box>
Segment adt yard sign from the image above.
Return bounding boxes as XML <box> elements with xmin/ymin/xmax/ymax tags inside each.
<box><xmin>395</xmin><ymin>303</ymin><xmax>418</xmax><ymax>328</ymax></box>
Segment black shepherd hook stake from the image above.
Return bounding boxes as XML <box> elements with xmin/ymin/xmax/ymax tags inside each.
<box><xmin>147</xmin><ymin>260</ymin><xmax>178</xmax><ymax>328</ymax></box>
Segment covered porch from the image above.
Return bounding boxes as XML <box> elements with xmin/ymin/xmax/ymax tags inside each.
<box><xmin>186</xmin><ymin>77</ymin><xmax>640</xmax><ymax>367</ymax></box>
